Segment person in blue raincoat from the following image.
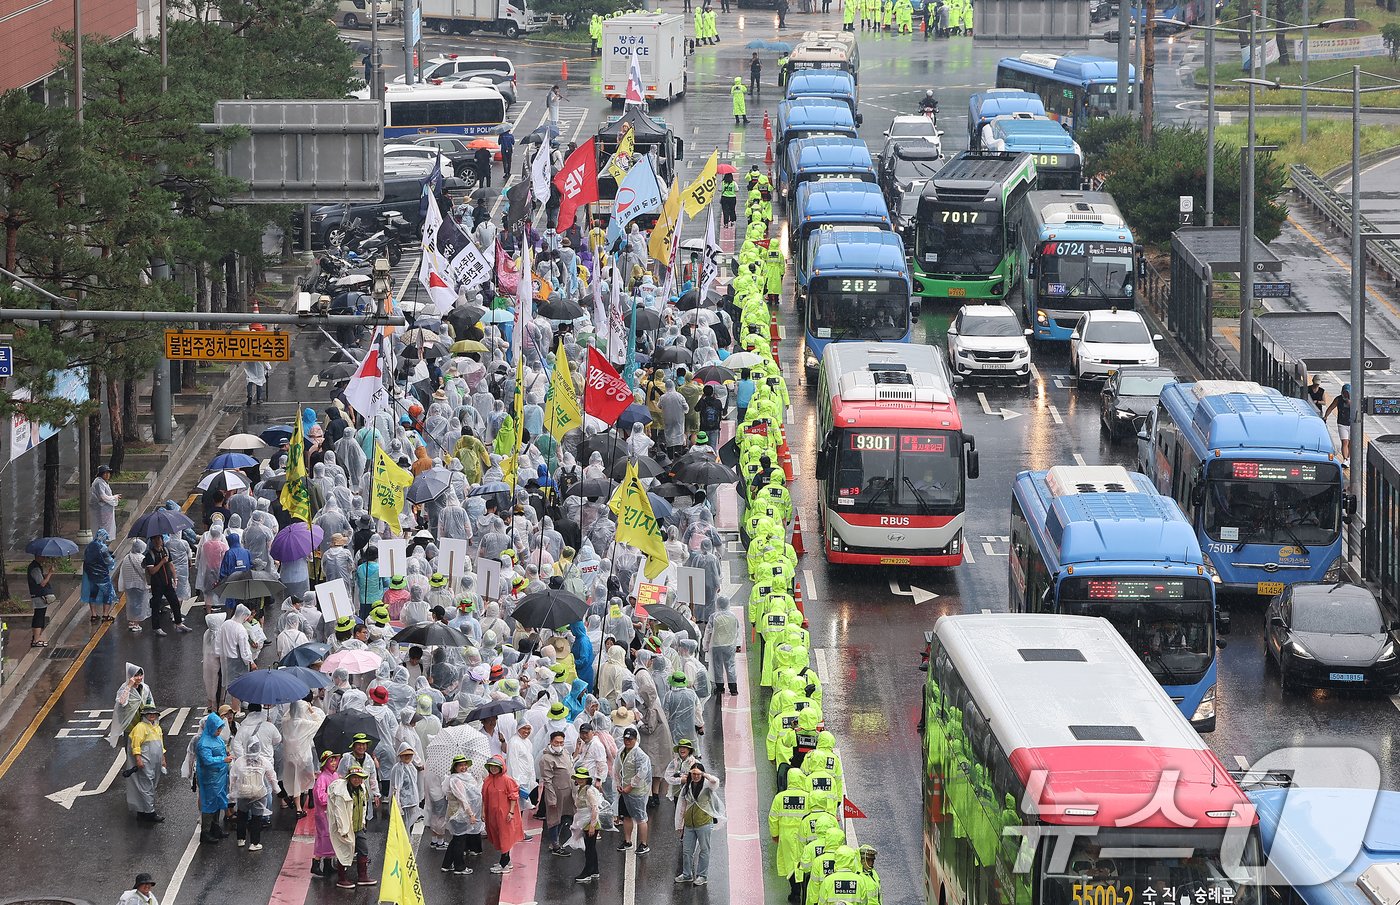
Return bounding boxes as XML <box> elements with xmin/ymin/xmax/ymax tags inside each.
<box><xmin>196</xmin><ymin>712</ymin><xmax>232</xmax><ymax>844</ymax></box>
<box><xmin>218</xmin><ymin>533</ymin><xmax>252</xmax><ymax>612</ymax></box>
<box><xmin>570</xmin><ymin>619</ymin><xmax>595</xmax><ymax>687</ymax></box>
<box><xmin>563</xmin><ymin>678</ymin><xmax>591</xmax><ymax>719</ymax></box>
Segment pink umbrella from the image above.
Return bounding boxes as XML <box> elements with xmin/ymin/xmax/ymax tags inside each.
<box><xmin>320</xmin><ymin>649</ymin><xmax>383</xmax><ymax>675</ymax></box>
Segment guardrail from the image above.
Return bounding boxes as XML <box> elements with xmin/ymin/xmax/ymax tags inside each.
<box><xmin>1290</xmin><ymin>163</ymin><xmax>1400</xmax><ymax>286</ymax></box>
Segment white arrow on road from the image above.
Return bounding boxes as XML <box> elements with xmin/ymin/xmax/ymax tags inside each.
<box><xmin>977</xmin><ymin>392</ymin><xmax>1022</xmax><ymax>421</ymax></box>
<box><xmin>48</xmin><ymin>749</ymin><xmax>126</xmax><ymax>809</ymax></box>
<box><xmin>889</xmin><ymin>579</ymin><xmax>940</xmax><ymax>606</ymax></box>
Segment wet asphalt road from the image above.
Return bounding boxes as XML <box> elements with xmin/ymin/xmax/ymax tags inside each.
<box><xmin>5</xmin><ymin>13</ymin><xmax>1400</xmax><ymax>905</ymax></box>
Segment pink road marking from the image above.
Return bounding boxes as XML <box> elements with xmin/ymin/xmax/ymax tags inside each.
<box><xmin>723</xmin><ymin>649</ymin><xmax>767</xmax><ymax>905</ymax></box>
<box><xmin>499</xmin><ymin>806</ymin><xmax>544</xmax><ymax>905</ymax></box>
<box><xmin>268</xmin><ymin>811</ymin><xmax>316</xmax><ymax>905</ymax></box>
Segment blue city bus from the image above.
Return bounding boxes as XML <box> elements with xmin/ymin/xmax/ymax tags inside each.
<box><xmin>792</xmin><ymin>182</ymin><xmax>891</xmax><ymax>280</ymax></box>
<box><xmin>774</xmin><ymin>98</ymin><xmax>858</xmax><ymax>161</ymax></box>
<box><xmin>995</xmin><ymin>53</ymin><xmax>1135</xmax><ymax>133</ymax></box>
<box><xmin>779</xmin><ymin>137</ymin><xmax>877</xmax><ymax>209</ymax></box>
<box><xmin>984</xmin><ymin>116</ymin><xmax>1083</xmax><ymax>189</ymax></box>
<box><xmin>784</xmin><ymin>69</ymin><xmax>861</xmax><ymax>123</ymax></box>
<box><xmin>802</xmin><ymin>229</ymin><xmax>911</xmax><ymax>371</ymax></box>
<box><xmin>966</xmin><ymin>88</ymin><xmax>1047</xmax><ymax>149</ymax></box>
<box><xmin>1009</xmin><ymin>464</ymin><xmax>1221</xmax><ymax>730</ymax></box>
<box><xmin>1013</xmin><ymin>189</ymin><xmax>1138</xmax><ymax>341</ymax></box>
<box><xmin>1139</xmin><ymin>380</ymin><xmax>1348</xmax><ymax>596</ymax></box>
<box><xmin>1251</xmin><ymin>787</ymin><xmax>1400</xmax><ymax>905</ymax></box>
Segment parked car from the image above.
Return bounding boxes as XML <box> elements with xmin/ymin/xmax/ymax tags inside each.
<box><xmin>292</xmin><ymin>175</ymin><xmax>462</xmax><ymax>249</ymax></box>
<box><xmin>394</xmin><ymin>54</ymin><xmax>517</xmax><ymax>86</ymax></box>
<box><xmin>1069</xmin><ymin>308</ymin><xmax>1161</xmax><ymax>384</ymax></box>
<box><xmin>440</xmin><ymin>70</ymin><xmax>517</xmax><ymax>106</ymax></box>
<box><xmin>945</xmin><ymin>304</ymin><xmax>1033</xmax><ymax>382</ymax></box>
<box><xmin>383</xmin><ymin>143</ymin><xmax>456</xmax><ymax>179</ymax></box>
<box><xmin>1099</xmin><ymin>365</ymin><xmax>1175</xmax><ymax>441</ymax></box>
<box><xmin>1266</xmin><ymin>582</ymin><xmax>1400</xmax><ymax>694</ymax></box>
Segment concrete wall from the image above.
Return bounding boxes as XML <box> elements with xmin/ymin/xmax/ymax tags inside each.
<box><xmin>975</xmin><ymin>0</ymin><xmax>1090</xmax><ymax>44</ymax></box>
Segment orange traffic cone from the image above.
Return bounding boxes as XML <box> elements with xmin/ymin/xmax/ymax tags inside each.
<box><xmin>794</xmin><ymin>583</ymin><xmax>805</xmax><ymax>616</ymax></box>
<box><xmin>792</xmin><ymin>511</ymin><xmax>805</xmax><ymax>556</ymax></box>
<box><xmin>763</xmin><ymin>110</ymin><xmax>772</xmax><ymax>142</ymax></box>
<box><xmin>764</xmin><ymin>143</ymin><xmax>774</xmax><ymax>168</ymax></box>
<box><xmin>561</xmin><ymin>60</ymin><xmax>569</xmax><ymax>81</ymax></box>
<box><xmin>249</xmin><ymin>297</ymin><xmax>266</xmax><ymax>331</ymax></box>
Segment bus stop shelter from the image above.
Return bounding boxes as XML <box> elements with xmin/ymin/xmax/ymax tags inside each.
<box><xmin>1249</xmin><ymin>311</ymin><xmax>1390</xmax><ymax>400</ymax></box>
<box><xmin>1168</xmin><ymin>227</ymin><xmax>1281</xmax><ymax>372</ymax></box>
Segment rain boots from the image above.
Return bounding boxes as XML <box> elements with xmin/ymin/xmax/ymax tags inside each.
<box><xmin>336</xmin><ymin>862</ymin><xmax>355</xmax><ymax>889</ymax></box>
<box><xmin>310</xmin><ymin>858</ymin><xmax>326</xmax><ymax>877</ymax></box>
<box><xmin>357</xmin><ymin>855</ymin><xmax>377</xmax><ymax>886</ymax></box>
<box><xmin>200</xmin><ymin>813</ymin><xmax>222</xmax><ymax>844</ymax></box>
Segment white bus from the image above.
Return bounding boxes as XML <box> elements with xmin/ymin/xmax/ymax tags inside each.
<box><xmin>353</xmin><ymin>83</ymin><xmax>507</xmax><ymax>139</ymax></box>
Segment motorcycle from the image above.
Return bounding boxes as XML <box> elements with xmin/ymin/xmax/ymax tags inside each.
<box><xmin>331</xmin><ymin>211</ymin><xmax>410</xmax><ymax>267</ymax></box>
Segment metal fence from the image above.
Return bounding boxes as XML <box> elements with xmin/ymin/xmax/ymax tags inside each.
<box><xmin>1290</xmin><ymin>163</ymin><xmax>1400</xmax><ymax>285</ymax></box>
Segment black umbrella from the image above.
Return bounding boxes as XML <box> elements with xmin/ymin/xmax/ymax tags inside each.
<box><xmin>718</xmin><ymin>438</ymin><xmax>740</xmax><ymax>469</ymax></box>
<box><xmin>565</xmin><ymin>478</ymin><xmax>613</xmax><ymax>499</ymax></box>
<box><xmin>612</xmin><ymin>456</ymin><xmax>664</xmax><ymax>480</ymax></box>
<box><xmin>538</xmin><ymin>297</ymin><xmax>585</xmax><ymax>320</ymax></box>
<box><xmin>650</xmin><ymin>482</ymin><xmax>691</xmax><ymax>499</ymax></box>
<box><xmin>280</xmin><ymin>642</ymin><xmax>333</xmax><ymax>669</ymax></box>
<box><xmin>694</xmin><ymin>364</ymin><xmax>736</xmax><ymax>383</ymax></box>
<box><xmin>315</xmin><ymin>711</ymin><xmax>381</xmax><ymax>755</ymax></box>
<box><xmin>393</xmin><ymin>622</ymin><xmax>472</xmax><ymax>647</ymax></box>
<box><xmin>653</xmin><ymin>346</ymin><xmax>693</xmax><ymax>366</ymax></box>
<box><xmin>406</xmin><ymin>468</ymin><xmax>453</xmax><ymax>504</ymax></box>
<box><xmin>400</xmin><ymin>342</ymin><xmax>448</xmax><ymax>360</ymax></box>
<box><xmin>319</xmin><ymin>362</ymin><xmax>357</xmax><ymax>381</ymax></box>
<box><xmin>625</xmin><ymin>306</ymin><xmax>664</xmax><ymax>332</ymax></box>
<box><xmin>675</xmin><ymin>458</ymin><xmax>737</xmax><ymax>485</ymax></box>
<box><xmin>512</xmin><ymin>589</ymin><xmax>587</xmax><ymax>628</ymax></box>
<box><xmin>641</xmin><ymin>602</ymin><xmax>700</xmax><ymax>640</ymax></box>
<box><xmin>464</xmin><ymin>699</ymin><xmax>527</xmax><ymax>723</ymax></box>
<box><xmin>445</xmin><ymin>306</ymin><xmax>487</xmax><ymax>336</ymax></box>
<box><xmin>579</xmin><ymin>432</ymin><xmax>630</xmax><ymax>467</ymax></box>
<box><xmin>259</xmin><ymin>425</ymin><xmax>294</xmax><ymax>446</ymax></box>
<box><xmin>214</xmin><ymin>569</ymin><xmax>286</xmax><ymax>600</ymax></box>
<box><xmin>675</xmin><ymin>288</ymin><xmax>715</xmax><ymax>311</ymax></box>
<box><xmin>128</xmin><ymin>508</ymin><xmax>196</xmax><ymax>539</ymax></box>
<box><xmin>615</xmin><ymin>403</ymin><xmax>652</xmax><ymax>434</ymax></box>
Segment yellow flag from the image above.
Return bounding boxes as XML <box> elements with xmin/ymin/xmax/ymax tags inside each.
<box><xmin>279</xmin><ymin>416</ymin><xmax>311</xmax><ymax>525</ymax></box>
<box><xmin>648</xmin><ymin>178</ymin><xmax>684</xmax><ymax>263</ymax></box>
<box><xmin>380</xmin><ymin>796</ymin><xmax>425</xmax><ymax>905</ymax></box>
<box><xmin>607</xmin><ymin>128</ymin><xmax>636</xmax><ymax>183</ymax></box>
<box><xmin>609</xmin><ymin>461</ymin><xmax>670</xmax><ymax>579</ymax></box>
<box><xmin>371</xmin><ymin>443</ymin><xmax>413</xmax><ymax>527</ymax></box>
<box><xmin>545</xmin><ymin>342</ymin><xmax>583</xmax><ymax>441</ymax></box>
<box><xmin>682</xmin><ymin>149</ymin><xmax>719</xmax><ymax>218</ymax></box>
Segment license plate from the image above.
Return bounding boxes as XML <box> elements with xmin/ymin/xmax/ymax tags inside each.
<box><xmin>948</xmin><ymin>287</ymin><xmax>966</xmax><ymax>298</ymax></box>
<box><xmin>978</xmin><ymin>362</ymin><xmax>1015</xmax><ymax>370</ymax></box>
<box><xmin>880</xmin><ymin>556</ymin><xmax>911</xmax><ymax>565</ymax></box>
<box><xmin>1257</xmin><ymin>581</ymin><xmax>1285</xmax><ymax>596</ymax></box>
<box><xmin>1329</xmin><ymin>672</ymin><xmax>1365</xmax><ymax>682</ymax></box>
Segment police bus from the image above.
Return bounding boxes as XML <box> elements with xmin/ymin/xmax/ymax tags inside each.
<box><xmin>923</xmin><ymin>613</ymin><xmax>1262</xmax><ymax>905</ymax></box>
<box><xmin>913</xmin><ymin>151</ymin><xmax>1037</xmax><ymax>302</ymax></box>
<box><xmin>1014</xmin><ymin>190</ymin><xmax>1138</xmax><ymax>341</ymax></box>
<box><xmin>1139</xmin><ymin>380</ymin><xmax>1348</xmax><ymax>596</ymax></box>
<box><xmin>814</xmin><ymin>342</ymin><xmax>977</xmax><ymax>566</ymax></box>
<box><xmin>1009</xmin><ymin>465</ymin><xmax>1222</xmax><ymax>730</ymax></box>
<box><xmin>359</xmin><ymin>83</ymin><xmax>508</xmax><ymax>139</ymax></box>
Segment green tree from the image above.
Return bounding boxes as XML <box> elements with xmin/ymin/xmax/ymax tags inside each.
<box><xmin>533</xmin><ymin>0</ymin><xmax>632</xmax><ymax>29</ymax></box>
<box><xmin>1383</xmin><ymin>23</ymin><xmax>1400</xmax><ymax>61</ymax></box>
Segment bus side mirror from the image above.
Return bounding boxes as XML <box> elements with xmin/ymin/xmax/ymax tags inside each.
<box><xmin>1345</xmin><ymin>492</ymin><xmax>1358</xmax><ymax>516</ymax></box>
<box><xmin>1137</xmin><ymin>428</ymin><xmax>1149</xmax><ymax>441</ymax></box>
<box><xmin>1190</xmin><ymin>480</ymin><xmax>1206</xmax><ymax>508</ymax></box>
<box><xmin>965</xmin><ymin>438</ymin><xmax>980</xmax><ymax>480</ymax></box>
<box><xmin>815</xmin><ymin>449</ymin><xmax>830</xmax><ymax>480</ymax></box>
<box><xmin>1027</xmin><ymin>261</ymin><xmax>1036</xmax><ymax>279</ymax></box>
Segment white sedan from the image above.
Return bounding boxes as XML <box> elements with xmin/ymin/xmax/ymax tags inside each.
<box><xmin>383</xmin><ymin>144</ymin><xmax>455</xmax><ymax>179</ymax></box>
<box><xmin>1070</xmin><ymin>309</ymin><xmax>1162</xmax><ymax>383</ymax></box>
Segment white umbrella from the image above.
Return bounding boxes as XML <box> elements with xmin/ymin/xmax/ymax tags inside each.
<box><xmin>425</xmin><ymin>724</ymin><xmax>490</xmax><ymax>785</ymax></box>
<box><xmin>197</xmin><ymin>469</ymin><xmax>249</xmax><ymax>491</ymax></box>
<box><xmin>725</xmin><ymin>351</ymin><xmax>764</xmax><ymax>370</ymax></box>
<box><xmin>220</xmin><ymin>433</ymin><xmax>267</xmax><ymax>452</ymax></box>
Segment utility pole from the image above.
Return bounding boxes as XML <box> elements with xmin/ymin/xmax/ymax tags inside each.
<box><xmin>1142</xmin><ymin>0</ymin><xmax>1156</xmax><ymax>141</ymax></box>
<box><xmin>1116</xmin><ymin>0</ymin><xmax>1131</xmax><ymax>116</ymax></box>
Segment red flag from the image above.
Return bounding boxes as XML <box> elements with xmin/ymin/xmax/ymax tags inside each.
<box><xmin>585</xmin><ymin>346</ymin><xmax>634</xmax><ymax>427</ymax></box>
<box><xmin>553</xmin><ymin>137</ymin><xmax>599</xmax><ymax>231</ymax></box>
<box><xmin>428</xmin><ymin>270</ymin><xmax>450</xmax><ymax>290</ymax></box>
<box><xmin>842</xmin><ymin>797</ymin><xmax>867</xmax><ymax>819</ymax></box>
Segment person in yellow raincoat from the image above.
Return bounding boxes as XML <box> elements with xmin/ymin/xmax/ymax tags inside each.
<box><xmin>732</xmin><ymin>78</ymin><xmax>749</xmax><ymax>125</ymax></box>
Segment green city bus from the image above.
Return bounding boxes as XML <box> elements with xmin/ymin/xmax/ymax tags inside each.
<box><xmin>912</xmin><ymin>151</ymin><xmax>1036</xmax><ymax>303</ymax></box>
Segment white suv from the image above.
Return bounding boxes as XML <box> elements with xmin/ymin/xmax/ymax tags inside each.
<box><xmin>1070</xmin><ymin>308</ymin><xmax>1162</xmax><ymax>384</ymax></box>
<box><xmin>383</xmin><ymin>144</ymin><xmax>456</xmax><ymax>179</ymax></box>
<box><xmin>946</xmin><ymin>304</ymin><xmax>1032</xmax><ymax>382</ymax></box>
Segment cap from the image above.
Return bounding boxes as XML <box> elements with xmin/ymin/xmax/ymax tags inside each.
<box><xmin>859</xmin><ymin>844</ymin><xmax>878</xmax><ymax>857</ymax></box>
<box><xmin>141</xmin><ymin>705</ymin><xmax>160</xmax><ymax>715</ymax></box>
<box><xmin>548</xmin><ymin>702</ymin><xmax>569</xmax><ymax>720</ymax></box>
<box><xmin>369</xmin><ymin>686</ymin><xmax>389</xmax><ymax>704</ymax></box>
<box><xmin>319</xmin><ymin>750</ymin><xmax>339</xmax><ymax>763</ymax></box>
<box><xmin>330</xmin><ymin>532</ymin><xmax>348</xmax><ymax>547</ymax></box>
<box><xmin>622</xmin><ymin>727</ymin><xmax>639</xmax><ymax>739</ymax></box>
<box><xmin>611</xmin><ymin>706</ymin><xmax>635</xmax><ymax>726</ymax></box>
<box><xmin>572</xmin><ymin>766</ymin><xmax>593</xmax><ymax>782</ymax></box>
<box><xmin>368</xmin><ymin>603</ymin><xmax>390</xmax><ymax>626</ymax></box>
<box><xmin>451</xmin><ymin>754</ymin><xmax>473</xmax><ymax>768</ymax></box>
<box><xmin>335</xmin><ymin>616</ymin><xmax>356</xmax><ymax>633</ymax></box>
<box><xmin>134</xmin><ymin>873</ymin><xmax>157</xmax><ymax>888</ymax></box>
<box><xmin>490</xmin><ymin>664</ymin><xmax>505</xmax><ymax>680</ymax></box>
<box><xmin>97</xmin><ymin>464</ymin><xmax>113</xmax><ymax>475</ymax></box>
<box><xmin>696</xmin><ymin>431</ymin><xmax>709</xmax><ymax>444</ymax></box>
<box><xmin>351</xmin><ymin>733</ymin><xmax>372</xmax><ymax>745</ymax></box>
<box><xmin>668</xmin><ymin>670</ymin><xmax>689</xmax><ymax>688</ymax></box>
<box><xmin>347</xmin><ymin>766</ymin><xmax>370</xmax><ymax>779</ymax></box>
<box><xmin>674</xmin><ymin>738</ymin><xmax>694</xmax><ymax>751</ymax></box>
<box><xmin>430</xmin><ymin>572</ymin><xmax>449</xmax><ymax>587</ymax></box>
<box><xmin>485</xmin><ymin>755</ymin><xmax>506</xmax><ymax>772</ymax></box>
<box><xmin>217</xmin><ymin>704</ymin><xmax>235</xmax><ymax>717</ymax></box>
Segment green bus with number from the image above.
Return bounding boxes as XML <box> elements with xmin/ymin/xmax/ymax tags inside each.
<box><xmin>912</xmin><ymin>151</ymin><xmax>1037</xmax><ymax>303</ymax></box>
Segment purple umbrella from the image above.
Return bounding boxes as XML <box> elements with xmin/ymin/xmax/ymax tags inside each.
<box><xmin>270</xmin><ymin>523</ymin><xmax>324</xmax><ymax>562</ymax></box>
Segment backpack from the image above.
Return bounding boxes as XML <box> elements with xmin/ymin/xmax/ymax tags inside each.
<box><xmin>234</xmin><ymin>756</ymin><xmax>266</xmax><ymax>800</ymax></box>
<box><xmin>692</xmin><ymin>667</ymin><xmax>712</xmax><ymax>700</ymax></box>
<box><xmin>698</xmin><ymin>399</ymin><xmax>723</xmax><ymax>432</ymax></box>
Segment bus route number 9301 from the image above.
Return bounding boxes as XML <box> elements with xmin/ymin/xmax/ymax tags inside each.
<box><xmin>1073</xmin><ymin>884</ymin><xmax>1133</xmax><ymax>905</ymax></box>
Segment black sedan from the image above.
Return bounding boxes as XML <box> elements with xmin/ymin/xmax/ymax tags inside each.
<box><xmin>1265</xmin><ymin>582</ymin><xmax>1400</xmax><ymax>694</ymax></box>
<box><xmin>1100</xmin><ymin>365</ymin><xmax>1175</xmax><ymax>442</ymax></box>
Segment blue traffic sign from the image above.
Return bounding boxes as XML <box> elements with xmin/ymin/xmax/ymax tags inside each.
<box><xmin>0</xmin><ymin>345</ymin><xmax>11</xmax><ymax>378</ymax></box>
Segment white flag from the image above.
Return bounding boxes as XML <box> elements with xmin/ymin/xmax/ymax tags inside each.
<box><xmin>448</xmin><ymin>240</ymin><xmax>491</xmax><ymax>292</ymax></box>
<box><xmin>700</xmin><ymin>205</ymin><xmax>723</xmax><ymax>299</ymax></box>
<box><xmin>625</xmin><ymin>50</ymin><xmax>645</xmax><ymax>106</ymax></box>
<box><xmin>343</xmin><ymin>329</ymin><xmax>388</xmax><ymax>420</ymax></box>
<box><xmin>530</xmin><ymin>144</ymin><xmax>553</xmax><ymax>208</ymax></box>
<box><xmin>516</xmin><ymin>238</ymin><xmax>534</xmax><ymax>359</ymax></box>
<box><xmin>418</xmin><ymin>193</ymin><xmax>459</xmax><ymax>315</ymax></box>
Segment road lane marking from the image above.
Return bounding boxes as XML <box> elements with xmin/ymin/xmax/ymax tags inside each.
<box><xmin>46</xmin><ymin>748</ymin><xmax>126</xmax><ymax>808</ymax></box>
<box><xmin>790</xmin><ymin>453</ymin><xmax>801</xmax><ymax>476</ymax></box>
<box><xmin>163</xmin><ymin>822</ymin><xmax>204</xmax><ymax>905</ymax></box>
<box><xmin>1048</xmin><ymin>404</ymin><xmax>1063</xmax><ymax>425</ymax></box>
<box><xmin>802</xmin><ymin>569</ymin><xmax>818</xmax><ymax>602</ymax></box>
<box><xmin>1234</xmin><ymin>755</ymin><xmax>1251</xmax><ymax>770</ymax></box>
<box><xmin>1072</xmin><ymin>452</ymin><xmax>1087</xmax><ymax>466</ymax></box>
<box><xmin>962</xmin><ymin>541</ymin><xmax>975</xmax><ymax>564</ymax></box>
<box><xmin>723</xmin><ymin>648</ymin><xmax>767</xmax><ymax>905</ymax></box>
<box><xmin>813</xmin><ymin>648</ymin><xmax>830</xmax><ymax>683</ymax></box>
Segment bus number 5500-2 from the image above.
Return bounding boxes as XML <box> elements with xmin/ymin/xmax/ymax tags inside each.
<box><xmin>1073</xmin><ymin>885</ymin><xmax>1134</xmax><ymax>905</ymax></box>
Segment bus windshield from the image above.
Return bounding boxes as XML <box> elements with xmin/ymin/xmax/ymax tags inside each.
<box><xmin>1042</xmin><ymin>828</ymin><xmax>1262</xmax><ymax>905</ymax></box>
<box><xmin>808</xmin><ymin>276</ymin><xmax>909</xmax><ymax>341</ymax></box>
<box><xmin>1203</xmin><ymin>459</ymin><xmax>1343</xmax><ymax>547</ymax></box>
<box><xmin>1088</xmin><ymin>82</ymin><xmax>1130</xmax><ymax>116</ymax></box>
<box><xmin>832</xmin><ymin>429</ymin><xmax>963</xmax><ymax>514</ymax></box>
<box><xmin>1058</xmin><ymin>577</ymin><xmax>1215</xmax><ymax>683</ymax></box>
<box><xmin>1038</xmin><ymin>242</ymin><xmax>1134</xmax><ymax>304</ymax></box>
<box><xmin>918</xmin><ymin>204</ymin><xmax>1003</xmax><ymax>274</ymax></box>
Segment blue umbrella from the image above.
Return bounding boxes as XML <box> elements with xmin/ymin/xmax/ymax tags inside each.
<box><xmin>281</xmin><ymin>665</ymin><xmax>332</xmax><ymax>689</ymax></box>
<box><xmin>468</xmin><ymin>481</ymin><xmax>511</xmax><ymax>496</ymax></box>
<box><xmin>227</xmin><ymin>669</ymin><xmax>313</xmax><ymax>706</ymax></box>
<box><xmin>25</xmin><ymin>536</ymin><xmax>79</xmax><ymax>557</ymax></box>
<box><xmin>647</xmin><ymin>493</ymin><xmax>674</xmax><ymax>519</ymax></box>
<box><xmin>128</xmin><ymin>508</ymin><xmax>195</xmax><ymax>539</ymax></box>
<box><xmin>208</xmin><ymin>452</ymin><xmax>257</xmax><ymax>471</ymax></box>
<box><xmin>280</xmin><ymin>642</ymin><xmax>333</xmax><ymax>669</ymax></box>
<box><xmin>616</xmin><ymin>403</ymin><xmax>652</xmax><ymax>434</ymax></box>
<box><xmin>480</xmin><ymin>308</ymin><xmax>515</xmax><ymax>324</ymax></box>
<box><xmin>259</xmin><ymin>425</ymin><xmax>294</xmax><ymax>446</ymax></box>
